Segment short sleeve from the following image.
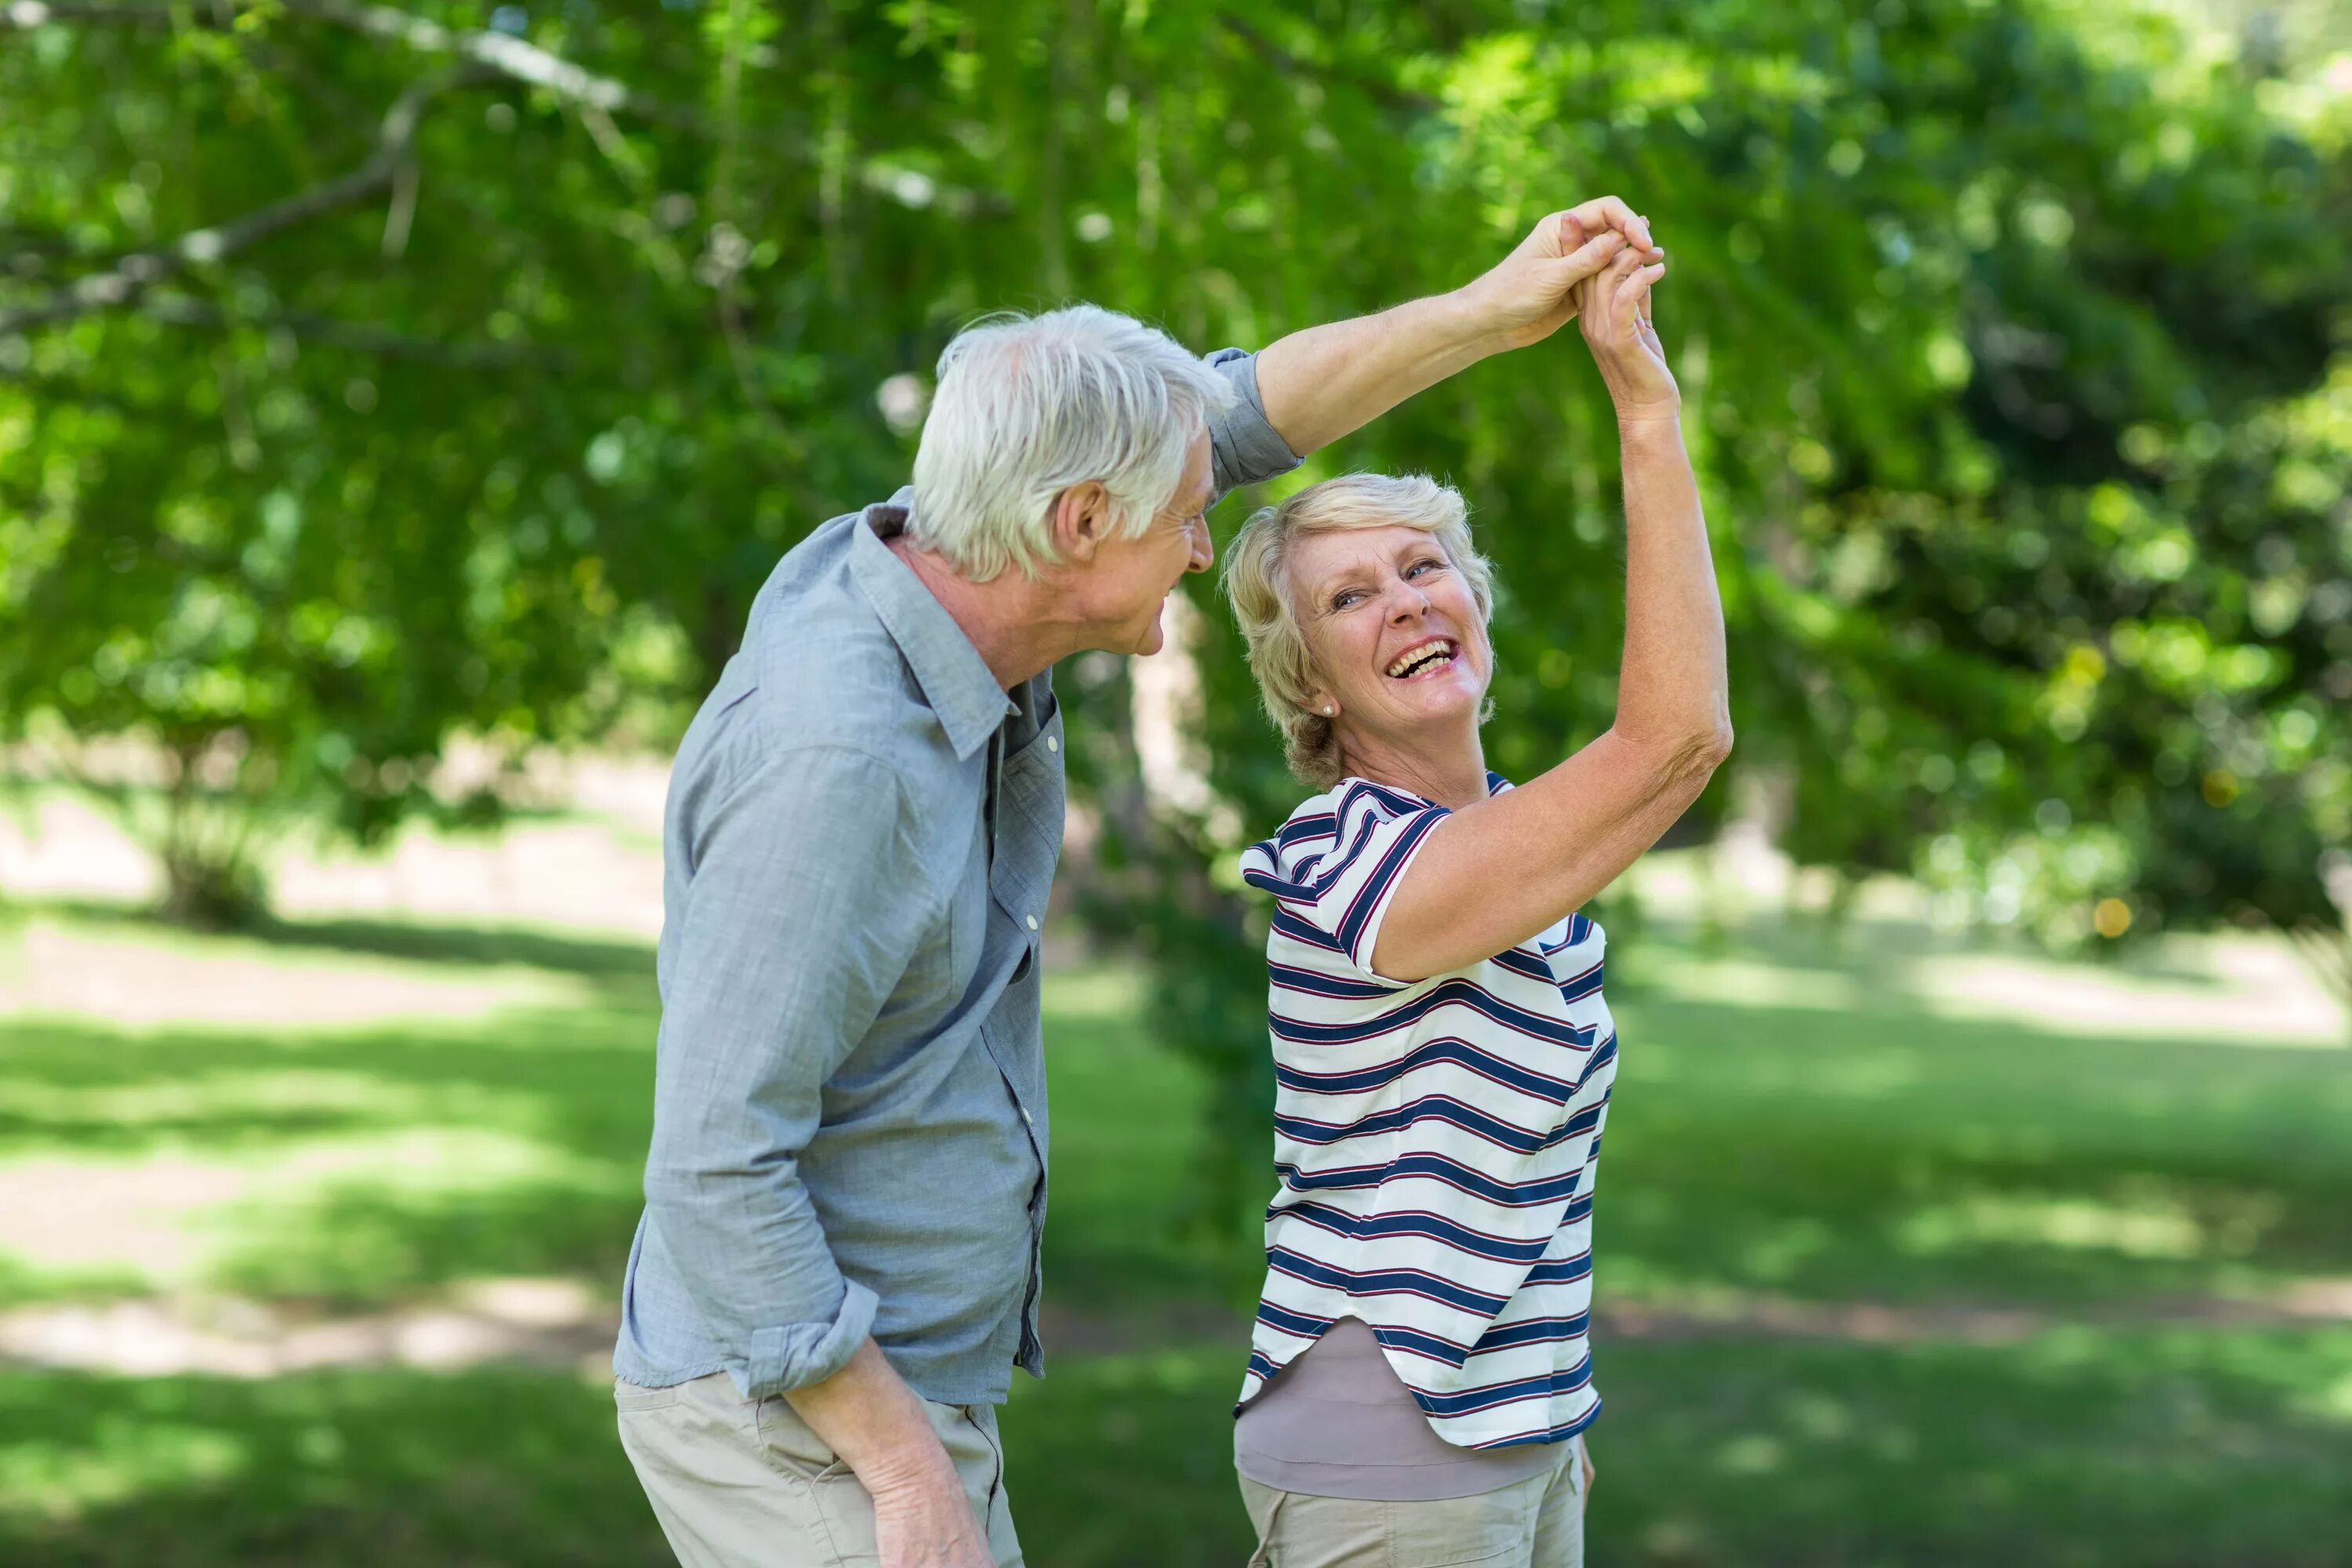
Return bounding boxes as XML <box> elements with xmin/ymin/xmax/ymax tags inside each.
<box><xmin>1243</xmin><ymin>797</ymin><xmax>1450</xmax><ymax>983</ymax></box>
<box><xmin>1201</xmin><ymin>348</ymin><xmax>1303</xmax><ymax>503</ymax></box>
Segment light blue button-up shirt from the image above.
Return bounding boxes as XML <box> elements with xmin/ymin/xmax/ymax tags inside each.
<box><xmin>614</xmin><ymin>349</ymin><xmax>1300</xmax><ymax>1406</ymax></box>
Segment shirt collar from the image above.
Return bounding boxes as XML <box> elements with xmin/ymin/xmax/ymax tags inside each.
<box><xmin>848</xmin><ymin>492</ymin><xmax>1017</xmax><ymax>760</ymax></box>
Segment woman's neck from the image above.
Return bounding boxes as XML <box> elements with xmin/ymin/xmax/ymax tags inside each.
<box><xmin>1336</xmin><ymin>723</ymin><xmax>1489</xmax><ymax>810</ymax></box>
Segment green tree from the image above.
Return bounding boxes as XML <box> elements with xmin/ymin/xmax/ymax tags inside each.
<box><xmin>0</xmin><ymin>3</ymin><xmax>2343</xmax><ymax>1061</ymax></box>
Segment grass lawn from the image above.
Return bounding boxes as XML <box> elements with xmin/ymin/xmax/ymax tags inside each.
<box><xmin>1</xmin><ymin>893</ymin><xmax>2348</xmax><ymax>1565</ymax></box>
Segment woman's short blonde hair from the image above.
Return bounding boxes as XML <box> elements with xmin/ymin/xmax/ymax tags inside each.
<box><xmin>1220</xmin><ymin>473</ymin><xmax>1496</xmax><ymax>789</ymax></box>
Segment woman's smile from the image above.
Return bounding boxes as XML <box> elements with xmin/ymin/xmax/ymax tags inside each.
<box><xmin>1382</xmin><ymin>635</ymin><xmax>1458</xmax><ymax>680</ymax></box>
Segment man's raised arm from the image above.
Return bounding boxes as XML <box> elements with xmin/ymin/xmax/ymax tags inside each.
<box><xmin>1252</xmin><ymin>197</ymin><xmax>1660</xmax><ymax>456</ymax></box>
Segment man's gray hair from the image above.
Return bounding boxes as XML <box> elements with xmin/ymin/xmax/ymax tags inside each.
<box><xmin>909</xmin><ymin>305</ymin><xmax>1236</xmax><ymax>583</ymax></box>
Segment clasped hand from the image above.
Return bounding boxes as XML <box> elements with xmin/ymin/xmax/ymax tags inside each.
<box><xmin>1457</xmin><ymin>196</ymin><xmax>1679</xmax><ymax>421</ymax></box>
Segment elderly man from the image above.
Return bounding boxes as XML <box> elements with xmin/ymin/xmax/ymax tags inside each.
<box><xmin>612</xmin><ymin>198</ymin><xmax>1661</xmax><ymax>1568</ymax></box>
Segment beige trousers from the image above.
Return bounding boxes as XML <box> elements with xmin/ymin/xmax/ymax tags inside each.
<box><xmin>1238</xmin><ymin>1434</ymin><xmax>1584</xmax><ymax>1568</ymax></box>
<box><xmin>616</xmin><ymin>1372</ymin><xmax>1025</xmax><ymax>1568</ymax></box>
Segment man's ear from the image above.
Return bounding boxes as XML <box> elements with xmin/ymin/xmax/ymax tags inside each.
<box><xmin>1049</xmin><ymin>482</ymin><xmax>1114</xmax><ymax>564</ymax></box>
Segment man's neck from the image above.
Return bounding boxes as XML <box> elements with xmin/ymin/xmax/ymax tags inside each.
<box><xmin>887</xmin><ymin>537</ymin><xmax>1076</xmax><ymax>691</ymax></box>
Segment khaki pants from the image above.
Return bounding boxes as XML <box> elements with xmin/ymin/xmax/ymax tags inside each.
<box><xmin>1238</xmin><ymin>1435</ymin><xmax>1584</xmax><ymax>1568</ymax></box>
<box><xmin>616</xmin><ymin>1372</ymin><xmax>1025</xmax><ymax>1568</ymax></box>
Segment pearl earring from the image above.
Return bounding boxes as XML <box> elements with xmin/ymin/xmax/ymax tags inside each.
<box><xmin>1323</xmin><ymin>706</ymin><xmax>1335</xmax><ymax>717</ymax></box>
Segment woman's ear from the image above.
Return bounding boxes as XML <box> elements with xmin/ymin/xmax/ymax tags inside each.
<box><xmin>1049</xmin><ymin>482</ymin><xmax>1114</xmax><ymax>564</ymax></box>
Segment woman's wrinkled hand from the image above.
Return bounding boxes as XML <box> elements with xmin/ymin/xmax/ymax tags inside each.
<box><xmin>1572</xmin><ymin>238</ymin><xmax>1677</xmax><ymax>423</ymax></box>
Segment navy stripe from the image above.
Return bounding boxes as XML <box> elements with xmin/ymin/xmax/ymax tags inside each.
<box><xmin>1269</xmin><ymin>960</ymin><xmax>1399</xmax><ymax>1001</ymax></box>
<box><xmin>1270</xmin><ymin>906</ymin><xmax>1348</xmax><ymax>954</ymax></box>
<box><xmin>1524</xmin><ymin>1252</ymin><xmax>1594</xmax><ymax>1287</ymax></box>
<box><xmin>1276</xmin><ymin>1035</ymin><xmax>1581</xmax><ymax>1104</ymax></box>
<box><xmin>1566</xmin><ymin>1035</ymin><xmax>1618</xmax><ymax>1100</ymax></box>
<box><xmin>1490</xmin><ymin>946</ymin><xmax>1557</xmax><ymax>985</ymax></box>
<box><xmin>1273</xmin><ymin>811</ymin><xmax>1336</xmax><ymax>848</ymax></box>
<box><xmin>1410</xmin><ymin>1354</ymin><xmax>1594</xmax><ymax>1418</ymax></box>
<box><xmin>1332</xmin><ymin>808</ymin><xmax>1448</xmax><ymax>958</ymax></box>
<box><xmin>1556</xmin><ymin>958</ymin><xmax>1605</xmax><ymax>1002</ymax></box>
<box><xmin>1272</xmin><ymin>977</ymin><xmax>1599</xmax><ymax>1049</ymax></box>
<box><xmin>1243</xmin><ymin>812</ymin><xmax>1383</xmax><ymax>903</ymax></box>
<box><xmin>1272</xmin><ymin>1200</ymin><xmax>1554</xmax><ymax>1265</ymax></box>
<box><xmin>1277</xmin><ymin>1152</ymin><xmax>1585</xmax><ymax>1208</ymax></box>
<box><xmin>1345</xmin><ymin>778</ymin><xmax>1432</xmax><ymax>816</ymax></box>
<box><xmin>1266</xmin><ymin>1247</ymin><xmax>1512</xmax><ymax>1315</ymax></box>
<box><xmin>1465</xmin><ymin>1395</ymin><xmax>1603</xmax><ymax>1450</ymax></box>
<box><xmin>1374</xmin><ymin>1322</ymin><xmax>1475</xmax><ymax>1367</ymax></box>
<box><xmin>1254</xmin><ymin>1300</ymin><xmax>1330</xmax><ymax>1339</ymax></box>
<box><xmin>1472</xmin><ymin>1313</ymin><xmax>1592</xmax><ymax>1352</ymax></box>
<box><xmin>1276</xmin><ymin>1093</ymin><xmax>1602</xmax><ymax>1157</ymax></box>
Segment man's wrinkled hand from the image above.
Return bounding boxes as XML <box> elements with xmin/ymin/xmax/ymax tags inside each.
<box><xmin>1455</xmin><ymin>197</ymin><xmax>1662</xmax><ymax>351</ymax></box>
<box><xmin>868</xmin><ymin>1465</ymin><xmax>994</xmax><ymax>1568</ymax></box>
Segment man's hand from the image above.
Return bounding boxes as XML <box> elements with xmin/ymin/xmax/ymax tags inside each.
<box><xmin>1249</xmin><ymin>194</ymin><xmax>1662</xmax><ymax>456</ymax></box>
<box><xmin>1455</xmin><ymin>198</ymin><xmax>1662</xmax><ymax>352</ymax></box>
<box><xmin>869</xmin><ymin>1467</ymin><xmax>995</xmax><ymax>1568</ymax></box>
<box><xmin>783</xmin><ymin>1338</ymin><xmax>994</xmax><ymax>1567</ymax></box>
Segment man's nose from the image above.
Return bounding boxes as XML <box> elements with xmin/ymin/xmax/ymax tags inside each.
<box><xmin>1186</xmin><ymin>517</ymin><xmax>1214</xmax><ymax>573</ymax></box>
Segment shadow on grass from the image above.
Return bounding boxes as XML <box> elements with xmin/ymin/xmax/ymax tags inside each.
<box><xmin>997</xmin><ymin>1326</ymin><xmax>2352</xmax><ymax>1568</ymax></box>
<box><xmin>0</xmin><ymin>1003</ymin><xmax>659</xmax><ymax>1308</ymax></box>
<box><xmin>5</xmin><ymin>897</ymin><xmax>658</xmax><ymax>991</ymax></box>
<box><xmin>1600</xmin><ymin>990</ymin><xmax>2352</xmax><ymax>1308</ymax></box>
<box><xmin>1583</xmin><ymin>1325</ymin><xmax>2352</xmax><ymax>1567</ymax></box>
<box><xmin>0</xmin><ymin>1370</ymin><xmax>672</xmax><ymax>1568</ymax></box>
<box><xmin>2</xmin><ymin>1328</ymin><xmax>2346</xmax><ymax>1568</ymax></box>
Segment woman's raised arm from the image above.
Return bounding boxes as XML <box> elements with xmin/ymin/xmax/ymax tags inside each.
<box><xmin>1370</xmin><ymin>247</ymin><xmax>1732</xmax><ymax>982</ymax></box>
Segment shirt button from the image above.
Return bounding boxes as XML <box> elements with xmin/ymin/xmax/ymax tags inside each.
<box><xmin>1045</xmin><ymin>735</ymin><xmax>1058</xmax><ymax>753</ymax></box>
<box><xmin>1020</xmin><ymin>1107</ymin><xmax>1033</xmax><ymax>1126</ymax></box>
<box><xmin>1024</xmin><ymin>914</ymin><xmax>1039</xmax><ymax>931</ymax></box>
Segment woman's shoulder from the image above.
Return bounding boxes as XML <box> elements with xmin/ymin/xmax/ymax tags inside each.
<box><xmin>1245</xmin><ymin>777</ymin><xmax>1435</xmax><ymax>868</ymax></box>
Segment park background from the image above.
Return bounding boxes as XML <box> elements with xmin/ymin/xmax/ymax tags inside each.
<box><xmin>3</xmin><ymin>0</ymin><xmax>2351</xmax><ymax>1562</ymax></box>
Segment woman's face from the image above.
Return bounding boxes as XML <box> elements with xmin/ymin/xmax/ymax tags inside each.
<box><xmin>1288</xmin><ymin>523</ymin><xmax>1491</xmax><ymax>751</ymax></box>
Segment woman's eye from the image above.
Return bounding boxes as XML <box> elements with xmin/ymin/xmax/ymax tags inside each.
<box><xmin>1333</xmin><ymin>591</ymin><xmax>1363</xmax><ymax>609</ymax></box>
<box><xmin>1407</xmin><ymin>558</ymin><xmax>1443</xmax><ymax>578</ymax></box>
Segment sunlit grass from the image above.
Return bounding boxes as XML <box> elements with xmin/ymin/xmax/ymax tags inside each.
<box><xmin>0</xmin><ymin>900</ymin><xmax>2348</xmax><ymax>1563</ymax></box>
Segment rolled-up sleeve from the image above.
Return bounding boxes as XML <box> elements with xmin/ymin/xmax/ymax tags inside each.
<box><xmin>641</xmin><ymin>743</ymin><xmax>927</xmax><ymax>1398</ymax></box>
<box><xmin>1202</xmin><ymin>348</ymin><xmax>1303</xmax><ymax>503</ymax></box>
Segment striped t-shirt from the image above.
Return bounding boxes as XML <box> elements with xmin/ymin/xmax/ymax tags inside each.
<box><xmin>1234</xmin><ymin>772</ymin><xmax>1618</xmax><ymax>1450</ymax></box>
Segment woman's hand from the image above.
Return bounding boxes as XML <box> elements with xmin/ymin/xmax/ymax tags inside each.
<box><xmin>1454</xmin><ymin>201</ymin><xmax>1660</xmax><ymax>351</ymax></box>
<box><xmin>1573</xmin><ymin>241</ymin><xmax>1677</xmax><ymax>423</ymax></box>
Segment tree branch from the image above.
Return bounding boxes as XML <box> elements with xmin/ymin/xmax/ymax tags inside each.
<box><xmin>0</xmin><ymin>64</ymin><xmax>489</xmax><ymax>337</ymax></box>
<box><xmin>3</xmin><ymin>0</ymin><xmax>709</xmax><ymax>129</ymax></box>
<box><xmin>138</xmin><ymin>292</ymin><xmax>567</xmax><ymax>368</ymax></box>
<box><xmin>1215</xmin><ymin>13</ymin><xmax>1436</xmax><ymax>114</ymax></box>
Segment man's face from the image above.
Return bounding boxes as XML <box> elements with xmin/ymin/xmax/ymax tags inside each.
<box><xmin>1069</xmin><ymin>424</ymin><xmax>1215</xmax><ymax>657</ymax></box>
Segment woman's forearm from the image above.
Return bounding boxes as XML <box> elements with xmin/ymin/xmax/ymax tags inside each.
<box><xmin>1608</xmin><ymin>414</ymin><xmax>1730</xmax><ymax>757</ymax></box>
<box><xmin>1368</xmin><ymin>412</ymin><xmax>1729</xmax><ymax>982</ymax></box>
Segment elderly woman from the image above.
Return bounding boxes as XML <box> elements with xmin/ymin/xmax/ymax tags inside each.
<box><xmin>1217</xmin><ymin>243</ymin><xmax>1729</xmax><ymax>1564</ymax></box>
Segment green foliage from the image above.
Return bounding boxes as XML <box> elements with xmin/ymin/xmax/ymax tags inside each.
<box><xmin>0</xmin><ymin>6</ymin><xmax>2344</xmax><ymax>1070</ymax></box>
